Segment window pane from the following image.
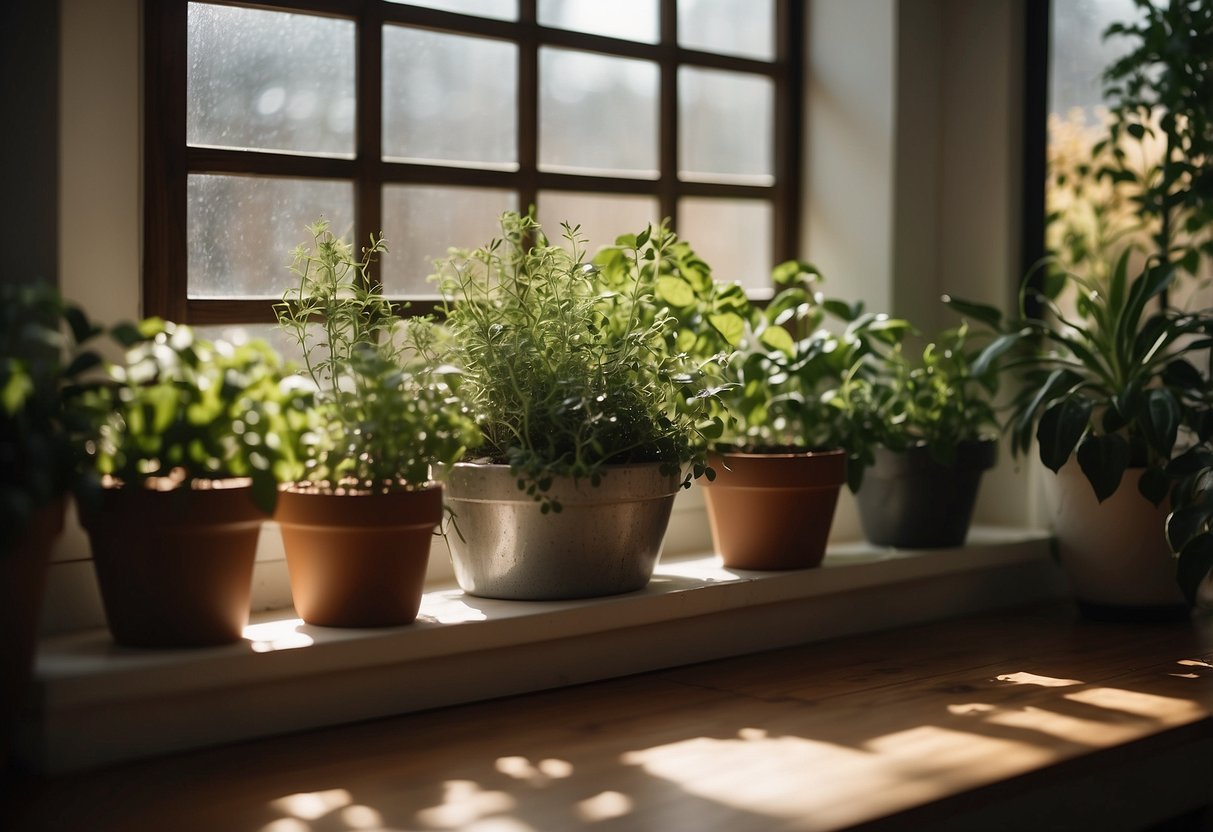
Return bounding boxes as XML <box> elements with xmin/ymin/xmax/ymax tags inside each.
<box><xmin>539</xmin><ymin>48</ymin><xmax>659</xmax><ymax>178</ymax></box>
<box><xmin>677</xmin><ymin>0</ymin><xmax>774</xmax><ymax>61</ymax></box>
<box><xmin>678</xmin><ymin>198</ymin><xmax>772</xmax><ymax>290</ymax></box>
<box><xmin>383</xmin><ymin>27</ymin><xmax>518</xmax><ymax>168</ymax></box>
<box><xmin>381</xmin><ymin>186</ymin><xmax>519</xmax><ymax>296</ymax></box>
<box><xmin>187</xmin><ymin>3</ymin><xmax>355</xmax><ymax>157</ymax></box>
<box><xmin>1049</xmin><ymin>0</ymin><xmax>1142</xmax><ymax>119</ymax></box>
<box><xmin>537</xmin><ymin>0</ymin><xmax>658</xmax><ymax>43</ymax></box>
<box><xmin>679</xmin><ymin>67</ymin><xmax>773</xmax><ymax>184</ymax></box>
<box><xmin>387</xmin><ymin>0</ymin><xmax>517</xmax><ymax>21</ymax></box>
<box><xmin>187</xmin><ymin>175</ymin><xmax>354</xmax><ymax>299</ymax></box>
<box><xmin>537</xmin><ymin>192</ymin><xmax>660</xmax><ymax>254</ymax></box>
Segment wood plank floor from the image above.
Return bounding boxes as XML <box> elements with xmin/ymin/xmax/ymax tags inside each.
<box><xmin>5</xmin><ymin>603</ymin><xmax>1213</xmax><ymax>832</ymax></box>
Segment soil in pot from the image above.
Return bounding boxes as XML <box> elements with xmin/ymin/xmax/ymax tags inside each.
<box><xmin>275</xmin><ymin>485</ymin><xmax>442</xmax><ymax>627</ymax></box>
<box><xmin>702</xmin><ymin>450</ymin><xmax>846</xmax><ymax>570</ymax></box>
<box><xmin>1048</xmin><ymin>461</ymin><xmax>1188</xmax><ymax>622</ymax></box>
<box><xmin>81</xmin><ymin>482</ymin><xmax>265</xmax><ymax>648</ymax></box>
<box><xmin>856</xmin><ymin>439</ymin><xmax>996</xmax><ymax>548</ymax></box>
<box><xmin>444</xmin><ymin>463</ymin><xmax>680</xmax><ymax>600</ymax></box>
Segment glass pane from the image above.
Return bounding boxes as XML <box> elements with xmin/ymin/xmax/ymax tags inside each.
<box><xmin>678</xmin><ymin>198</ymin><xmax>772</xmax><ymax>291</ymax></box>
<box><xmin>195</xmin><ymin>324</ymin><xmax>307</xmax><ymax>368</ymax></box>
<box><xmin>678</xmin><ymin>0</ymin><xmax>774</xmax><ymax>61</ymax></box>
<box><xmin>381</xmin><ymin>186</ymin><xmax>518</xmax><ymax>296</ymax></box>
<box><xmin>538</xmin><ymin>0</ymin><xmax>658</xmax><ymax>43</ymax></box>
<box><xmin>539</xmin><ymin>48</ymin><xmax>659</xmax><ymax>178</ymax></box>
<box><xmin>537</xmin><ymin>192</ymin><xmax>660</xmax><ymax>255</ymax></box>
<box><xmin>386</xmin><ymin>0</ymin><xmax>517</xmax><ymax>21</ymax></box>
<box><xmin>187</xmin><ymin>175</ymin><xmax>354</xmax><ymax>299</ymax></box>
<box><xmin>383</xmin><ymin>26</ymin><xmax>518</xmax><ymax>168</ymax></box>
<box><xmin>679</xmin><ymin>67</ymin><xmax>773</xmax><ymax>184</ymax></box>
<box><xmin>187</xmin><ymin>3</ymin><xmax>355</xmax><ymax>157</ymax></box>
<box><xmin>1049</xmin><ymin>0</ymin><xmax>1142</xmax><ymax>119</ymax></box>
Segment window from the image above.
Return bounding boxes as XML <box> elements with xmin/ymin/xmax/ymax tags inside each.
<box><xmin>144</xmin><ymin>0</ymin><xmax>804</xmax><ymax>325</ymax></box>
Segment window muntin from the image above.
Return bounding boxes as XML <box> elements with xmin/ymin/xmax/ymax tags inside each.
<box><xmin>147</xmin><ymin>1</ymin><xmax>801</xmax><ymax>323</ymax></box>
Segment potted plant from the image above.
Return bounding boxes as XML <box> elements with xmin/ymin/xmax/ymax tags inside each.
<box><xmin>951</xmin><ymin>251</ymin><xmax>1213</xmax><ymax>620</ymax></box>
<box><xmin>1</xmin><ymin>283</ymin><xmax>102</xmax><ymax>763</ymax></box>
<box><xmin>432</xmin><ymin>211</ymin><xmax>724</xmax><ymax>599</ymax></box>
<box><xmin>81</xmin><ymin>319</ymin><xmax>311</xmax><ymax>647</ymax></box>
<box><xmin>622</xmin><ymin>248</ymin><xmax>905</xmax><ymax>570</ymax></box>
<box><xmin>833</xmin><ymin>320</ymin><xmax>1001</xmax><ymax>548</ymax></box>
<box><xmin>275</xmin><ymin>221</ymin><xmax>478</xmax><ymax>626</ymax></box>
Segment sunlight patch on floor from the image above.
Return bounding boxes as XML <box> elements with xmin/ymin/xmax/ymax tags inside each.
<box><xmin>415</xmin><ymin>779</ymin><xmax>519</xmax><ymax>829</ymax></box>
<box><xmin>995</xmin><ymin>671</ymin><xmax>1083</xmax><ymax>687</ymax></box>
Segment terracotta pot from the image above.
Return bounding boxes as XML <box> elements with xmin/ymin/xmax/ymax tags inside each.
<box><xmin>444</xmin><ymin>463</ymin><xmax>679</xmax><ymax>600</ymax></box>
<box><xmin>275</xmin><ymin>485</ymin><xmax>442</xmax><ymax>627</ymax></box>
<box><xmin>81</xmin><ymin>484</ymin><xmax>265</xmax><ymax>648</ymax></box>
<box><xmin>1048</xmin><ymin>461</ymin><xmax>1187</xmax><ymax>621</ymax></box>
<box><xmin>856</xmin><ymin>439</ymin><xmax>997</xmax><ymax>548</ymax></box>
<box><xmin>1</xmin><ymin>499</ymin><xmax>64</xmax><ymax>767</ymax></box>
<box><xmin>702</xmin><ymin>450</ymin><xmax>847</xmax><ymax>570</ymax></box>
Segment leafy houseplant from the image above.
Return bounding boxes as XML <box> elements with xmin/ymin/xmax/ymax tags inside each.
<box><xmin>951</xmin><ymin>253</ymin><xmax>1213</xmax><ymax>617</ymax></box>
<box><xmin>833</xmin><ymin>320</ymin><xmax>1001</xmax><ymax>548</ymax></box>
<box><xmin>82</xmin><ymin>319</ymin><xmax>312</xmax><ymax>647</ymax></box>
<box><xmin>275</xmin><ymin>220</ymin><xmax>477</xmax><ymax>626</ymax></box>
<box><xmin>1</xmin><ymin>283</ymin><xmax>103</xmax><ymax>763</ymax></box>
<box><xmin>433</xmin><ymin>211</ymin><xmax>724</xmax><ymax>599</ymax></box>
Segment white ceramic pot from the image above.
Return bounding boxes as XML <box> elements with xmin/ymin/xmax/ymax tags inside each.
<box><xmin>1047</xmin><ymin>460</ymin><xmax>1186</xmax><ymax>618</ymax></box>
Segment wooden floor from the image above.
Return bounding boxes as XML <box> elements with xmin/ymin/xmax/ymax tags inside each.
<box><xmin>5</xmin><ymin>603</ymin><xmax>1213</xmax><ymax>832</ymax></box>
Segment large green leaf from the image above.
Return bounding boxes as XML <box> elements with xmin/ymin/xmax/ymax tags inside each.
<box><xmin>941</xmin><ymin>295</ymin><xmax>1004</xmax><ymax>329</ymax></box>
<box><xmin>1076</xmin><ymin>433</ymin><xmax>1131</xmax><ymax>502</ymax></box>
<box><xmin>1037</xmin><ymin>397</ymin><xmax>1092</xmax><ymax>473</ymax></box>
<box><xmin>1141</xmin><ymin>388</ymin><xmax>1181</xmax><ymax>457</ymax></box>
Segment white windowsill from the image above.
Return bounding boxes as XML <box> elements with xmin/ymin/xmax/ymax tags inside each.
<box><xmin>23</xmin><ymin>527</ymin><xmax>1063</xmax><ymax>774</ymax></box>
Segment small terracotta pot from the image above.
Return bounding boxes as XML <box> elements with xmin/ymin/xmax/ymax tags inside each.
<box><xmin>702</xmin><ymin>450</ymin><xmax>847</xmax><ymax>570</ymax></box>
<box><xmin>81</xmin><ymin>484</ymin><xmax>265</xmax><ymax>648</ymax></box>
<box><xmin>275</xmin><ymin>485</ymin><xmax>442</xmax><ymax>627</ymax></box>
<box><xmin>2</xmin><ymin>499</ymin><xmax>64</xmax><ymax>765</ymax></box>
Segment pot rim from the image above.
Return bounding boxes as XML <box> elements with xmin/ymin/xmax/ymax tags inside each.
<box><xmin>446</xmin><ymin>460</ymin><xmax>683</xmax><ymax>503</ymax></box>
<box><xmin>709</xmin><ymin>447</ymin><xmax>845</xmax><ymax>461</ymax></box>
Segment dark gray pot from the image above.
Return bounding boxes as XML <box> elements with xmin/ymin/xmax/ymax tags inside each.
<box><xmin>856</xmin><ymin>439</ymin><xmax>997</xmax><ymax>548</ymax></box>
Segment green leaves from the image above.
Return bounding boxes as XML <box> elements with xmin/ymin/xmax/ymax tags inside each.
<box><xmin>435</xmin><ymin>211</ymin><xmax>723</xmax><ymax>506</ymax></box>
<box><xmin>1037</xmin><ymin>398</ymin><xmax>1092</xmax><ymax>473</ymax></box>
<box><xmin>89</xmin><ymin>321</ymin><xmax>315</xmax><ymax>513</ymax></box>
<box><xmin>1076</xmin><ymin>434</ymin><xmax>1130</xmax><ymax>503</ymax></box>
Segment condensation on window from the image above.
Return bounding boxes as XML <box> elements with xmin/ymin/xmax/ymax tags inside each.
<box><xmin>679</xmin><ymin>66</ymin><xmax>774</xmax><ymax>186</ymax></box>
<box><xmin>187</xmin><ymin>174</ymin><xmax>354</xmax><ymax>299</ymax></box>
<box><xmin>539</xmin><ymin>48</ymin><xmax>660</xmax><ymax>178</ymax></box>
<box><xmin>187</xmin><ymin>3</ymin><xmax>355</xmax><ymax>157</ymax></box>
<box><xmin>382</xmin><ymin>26</ymin><xmax>519</xmax><ymax>168</ymax></box>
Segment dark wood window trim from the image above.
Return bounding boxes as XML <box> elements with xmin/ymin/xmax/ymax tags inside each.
<box><xmin>144</xmin><ymin>0</ymin><xmax>804</xmax><ymax>324</ymax></box>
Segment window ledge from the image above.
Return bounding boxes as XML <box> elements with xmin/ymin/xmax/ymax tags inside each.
<box><xmin>22</xmin><ymin>527</ymin><xmax>1062</xmax><ymax>774</ymax></box>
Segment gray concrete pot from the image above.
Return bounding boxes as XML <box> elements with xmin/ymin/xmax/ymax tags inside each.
<box><xmin>444</xmin><ymin>462</ymin><xmax>681</xmax><ymax>600</ymax></box>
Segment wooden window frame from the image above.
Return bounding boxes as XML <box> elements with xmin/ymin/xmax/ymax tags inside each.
<box><xmin>144</xmin><ymin>0</ymin><xmax>804</xmax><ymax>325</ymax></box>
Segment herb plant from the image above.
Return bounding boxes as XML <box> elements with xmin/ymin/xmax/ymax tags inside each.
<box><xmin>434</xmin><ymin>211</ymin><xmax>724</xmax><ymax>509</ymax></box>
<box><xmin>88</xmin><ymin>319</ymin><xmax>312</xmax><ymax>513</ymax></box>
<box><xmin>1</xmin><ymin>283</ymin><xmax>105</xmax><ymax>556</ymax></box>
<box><xmin>833</xmin><ymin>320</ymin><xmax>1001</xmax><ymax>492</ymax></box>
<box><xmin>276</xmin><ymin>220</ymin><xmax>478</xmax><ymax>493</ymax></box>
